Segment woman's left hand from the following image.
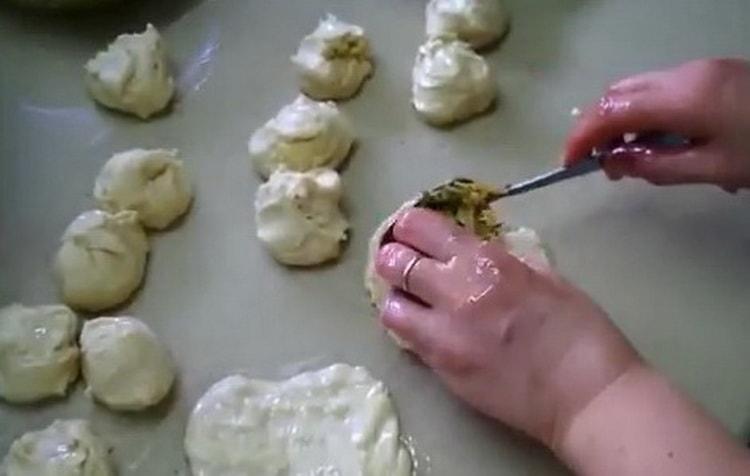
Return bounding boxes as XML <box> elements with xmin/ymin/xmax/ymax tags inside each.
<box><xmin>375</xmin><ymin>208</ymin><xmax>639</xmax><ymax>447</ymax></box>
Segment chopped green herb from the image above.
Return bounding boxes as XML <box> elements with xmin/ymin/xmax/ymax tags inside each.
<box><xmin>323</xmin><ymin>35</ymin><xmax>369</xmax><ymax>61</ymax></box>
<box><xmin>416</xmin><ymin>178</ymin><xmax>502</xmax><ymax>239</ymax></box>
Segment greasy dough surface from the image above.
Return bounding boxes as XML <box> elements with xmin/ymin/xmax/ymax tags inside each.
<box><xmin>412</xmin><ymin>36</ymin><xmax>495</xmax><ymax>125</ymax></box>
<box><xmin>2</xmin><ymin>419</ymin><xmax>112</xmax><ymax>476</ymax></box>
<box><xmin>84</xmin><ymin>24</ymin><xmax>174</xmax><ymax>119</ymax></box>
<box><xmin>426</xmin><ymin>0</ymin><xmax>510</xmax><ymax>49</ymax></box>
<box><xmin>0</xmin><ymin>304</ymin><xmax>79</xmax><ymax>403</ymax></box>
<box><xmin>249</xmin><ymin>95</ymin><xmax>355</xmax><ymax>178</ymax></box>
<box><xmin>255</xmin><ymin>168</ymin><xmax>349</xmax><ymax>266</ymax></box>
<box><xmin>54</xmin><ymin>210</ymin><xmax>149</xmax><ymax>312</ymax></box>
<box><xmin>94</xmin><ymin>148</ymin><xmax>193</xmax><ymax>230</ymax></box>
<box><xmin>80</xmin><ymin>316</ymin><xmax>175</xmax><ymax>411</ymax></box>
<box><xmin>291</xmin><ymin>14</ymin><xmax>374</xmax><ymax>100</ymax></box>
<box><xmin>184</xmin><ymin>363</ymin><xmax>412</xmax><ymax>476</ymax></box>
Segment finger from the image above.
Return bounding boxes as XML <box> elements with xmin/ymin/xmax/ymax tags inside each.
<box><xmin>606</xmin><ymin>70</ymin><xmax>666</xmax><ymax>95</ymax></box>
<box><xmin>376</xmin><ymin>242</ymin><xmax>450</xmax><ymax>305</ymax></box>
<box><xmin>382</xmin><ymin>291</ymin><xmax>477</xmax><ymax>374</ymax></box>
<box><xmin>564</xmin><ymin>84</ymin><xmax>710</xmax><ymax>165</ymax></box>
<box><xmin>380</xmin><ymin>290</ymin><xmax>437</xmax><ymax>354</ymax></box>
<box><xmin>601</xmin><ymin>146</ymin><xmax>724</xmax><ymax>185</ymax></box>
<box><xmin>393</xmin><ymin>208</ymin><xmax>479</xmax><ymax>261</ymax></box>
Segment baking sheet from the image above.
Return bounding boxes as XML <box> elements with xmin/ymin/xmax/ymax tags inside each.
<box><xmin>1</xmin><ymin>0</ymin><xmax>750</xmax><ymax>474</ymax></box>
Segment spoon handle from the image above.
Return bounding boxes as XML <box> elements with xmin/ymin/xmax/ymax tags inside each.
<box><xmin>498</xmin><ymin>132</ymin><xmax>691</xmax><ymax>200</ymax></box>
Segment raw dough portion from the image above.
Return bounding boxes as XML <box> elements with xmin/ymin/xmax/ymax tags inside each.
<box><xmin>412</xmin><ymin>36</ymin><xmax>495</xmax><ymax>125</ymax></box>
<box><xmin>2</xmin><ymin>419</ymin><xmax>112</xmax><ymax>476</ymax></box>
<box><xmin>0</xmin><ymin>304</ymin><xmax>79</xmax><ymax>403</ymax></box>
<box><xmin>426</xmin><ymin>0</ymin><xmax>510</xmax><ymax>49</ymax></box>
<box><xmin>185</xmin><ymin>363</ymin><xmax>412</xmax><ymax>476</ymax></box>
<box><xmin>502</xmin><ymin>226</ymin><xmax>551</xmax><ymax>271</ymax></box>
<box><xmin>54</xmin><ymin>210</ymin><xmax>148</xmax><ymax>312</ymax></box>
<box><xmin>249</xmin><ymin>95</ymin><xmax>355</xmax><ymax>178</ymax></box>
<box><xmin>94</xmin><ymin>148</ymin><xmax>193</xmax><ymax>229</ymax></box>
<box><xmin>84</xmin><ymin>24</ymin><xmax>174</xmax><ymax>119</ymax></box>
<box><xmin>255</xmin><ymin>168</ymin><xmax>349</xmax><ymax>266</ymax></box>
<box><xmin>364</xmin><ymin>179</ymin><xmax>550</xmax><ymax>310</ymax></box>
<box><xmin>80</xmin><ymin>316</ymin><xmax>175</xmax><ymax>411</ymax></box>
<box><xmin>291</xmin><ymin>14</ymin><xmax>373</xmax><ymax>100</ymax></box>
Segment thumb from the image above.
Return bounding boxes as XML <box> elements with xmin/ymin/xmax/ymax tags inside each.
<box><xmin>602</xmin><ymin>147</ymin><xmax>724</xmax><ymax>186</ymax></box>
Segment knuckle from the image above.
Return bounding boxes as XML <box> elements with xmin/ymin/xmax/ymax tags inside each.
<box><xmin>477</xmin><ymin>241</ymin><xmax>516</xmax><ymax>267</ymax></box>
<box><xmin>447</xmin><ymin>232</ymin><xmax>479</xmax><ymax>254</ymax></box>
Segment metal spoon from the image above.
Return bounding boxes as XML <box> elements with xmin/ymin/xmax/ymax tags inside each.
<box><xmin>497</xmin><ymin>132</ymin><xmax>692</xmax><ymax>199</ymax></box>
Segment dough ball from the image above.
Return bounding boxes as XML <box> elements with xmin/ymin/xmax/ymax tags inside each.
<box><xmin>412</xmin><ymin>36</ymin><xmax>495</xmax><ymax>125</ymax></box>
<box><xmin>185</xmin><ymin>364</ymin><xmax>412</xmax><ymax>476</ymax></box>
<box><xmin>54</xmin><ymin>210</ymin><xmax>149</xmax><ymax>312</ymax></box>
<box><xmin>502</xmin><ymin>226</ymin><xmax>551</xmax><ymax>272</ymax></box>
<box><xmin>0</xmin><ymin>304</ymin><xmax>79</xmax><ymax>403</ymax></box>
<box><xmin>291</xmin><ymin>14</ymin><xmax>373</xmax><ymax>100</ymax></box>
<box><xmin>94</xmin><ymin>148</ymin><xmax>193</xmax><ymax>230</ymax></box>
<box><xmin>249</xmin><ymin>95</ymin><xmax>355</xmax><ymax>179</ymax></box>
<box><xmin>80</xmin><ymin>316</ymin><xmax>175</xmax><ymax>411</ymax></box>
<box><xmin>426</xmin><ymin>0</ymin><xmax>510</xmax><ymax>49</ymax></box>
<box><xmin>365</xmin><ymin>179</ymin><xmax>550</xmax><ymax>312</ymax></box>
<box><xmin>255</xmin><ymin>168</ymin><xmax>349</xmax><ymax>266</ymax></box>
<box><xmin>84</xmin><ymin>24</ymin><xmax>174</xmax><ymax>119</ymax></box>
<box><xmin>2</xmin><ymin>419</ymin><xmax>112</xmax><ymax>476</ymax></box>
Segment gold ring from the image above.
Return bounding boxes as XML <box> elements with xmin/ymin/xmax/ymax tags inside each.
<box><xmin>401</xmin><ymin>255</ymin><xmax>422</xmax><ymax>294</ymax></box>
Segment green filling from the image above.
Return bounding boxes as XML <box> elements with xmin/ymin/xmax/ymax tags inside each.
<box><xmin>415</xmin><ymin>178</ymin><xmax>502</xmax><ymax>240</ymax></box>
<box><xmin>324</xmin><ymin>36</ymin><xmax>369</xmax><ymax>61</ymax></box>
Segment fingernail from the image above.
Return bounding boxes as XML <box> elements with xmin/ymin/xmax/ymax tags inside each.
<box><xmin>375</xmin><ymin>243</ymin><xmax>399</xmax><ymax>274</ymax></box>
<box><xmin>384</xmin><ymin>296</ymin><xmax>402</xmax><ymax>315</ymax></box>
<box><xmin>381</xmin><ymin>298</ymin><xmax>404</xmax><ymax>328</ymax></box>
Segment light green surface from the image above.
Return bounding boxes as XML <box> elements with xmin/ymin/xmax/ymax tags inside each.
<box><xmin>1</xmin><ymin>1</ymin><xmax>749</xmax><ymax>474</ymax></box>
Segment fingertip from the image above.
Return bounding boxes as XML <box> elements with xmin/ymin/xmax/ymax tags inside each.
<box><xmin>394</xmin><ymin>207</ymin><xmax>434</xmax><ymax>239</ymax></box>
<box><xmin>380</xmin><ymin>291</ymin><xmax>430</xmax><ymax>346</ymax></box>
<box><xmin>562</xmin><ymin>141</ymin><xmax>585</xmax><ymax>166</ymax></box>
<box><xmin>563</xmin><ymin>107</ymin><xmax>602</xmax><ymax>164</ymax></box>
<box><xmin>380</xmin><ymin>293</ymin><xmax>408</xmax><ymax>331</ymax></box>
<box><xmin>375</xmin><ymin>242</ymin><xmax>400</xmax><ymax>272</ymax></box>
<box><xmin>375</xmin><ymin>242</ymin><xmax>413</xmax><ymax>284</ymax></box>
<box><xmin>564</xmin><ymin>90</ymin><xmax>652</xmax><ymax>164</ymax></box>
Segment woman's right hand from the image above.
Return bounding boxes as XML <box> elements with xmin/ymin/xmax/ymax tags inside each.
<box><xmin>564</xmin><ymin>58</ymin><xmax>750</xmax><ymax>191</ymax></box>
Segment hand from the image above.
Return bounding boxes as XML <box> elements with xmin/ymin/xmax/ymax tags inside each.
<box><xmin>564</xmin><ymin>58</ymin><xmax>750</xmax><ymax>191</ymax></box>
<box><xmin>375</xmin><ymin>208</ymin><xmax>639</xmax><ymax>446</ymax></box>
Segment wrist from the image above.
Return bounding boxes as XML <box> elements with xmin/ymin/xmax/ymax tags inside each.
<box><xmin>555</xmin><ymin>363</ymin><xmax>750</xmax><ymax>475</ymax></box>
<box><xmin>539</xmin><ymin>316</ymin><xmax>641</xmax><ymax>448</ymax></box>
<box><xmin>550</xmin><ymin>360</ymin><xmax>647</xmax><ymax>454</ymax></box>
